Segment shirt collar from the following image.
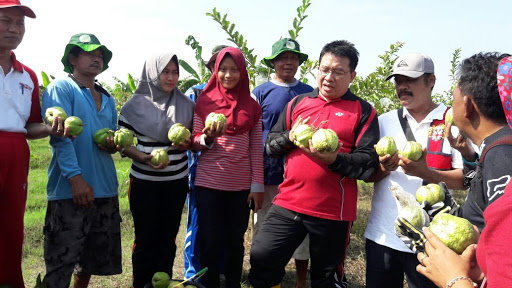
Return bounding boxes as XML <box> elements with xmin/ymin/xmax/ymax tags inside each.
<box><xmin>270</xmin><ymin>78</ymin><xmax>299</xmax><ymax>87</ymax></box>
<box><xmin>310</xmin><ymin>88</ymin><xmax>358</xmax><ymax>101</ymax></box>
<box><xmin>68</xmin><ymin>74</ymin><xmax>111</xmax><ymax>97</ymax></box>
<box><xmin>402</xmin><ymin>103</ymin><xmax>447</xmax><ymax>123</ymax></box>
<box><xmin>10</xmin><ymin>51</ymin><xmax>24</xmax><ymax>72</ymax></box>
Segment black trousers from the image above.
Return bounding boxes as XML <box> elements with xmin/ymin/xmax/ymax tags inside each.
<box><xmin>248</xmin><ymin>205</ymin><xmax>351</xmax><ymax>288</ymax></box>
<box><xmin>129</xmin><ymin>176</ymin><xmax>188</xmax><ymax>288</ymax></box>
<box><xmin>195</xmin><ymin>186</ymin><xmax>250</xmax><ymax>288</ymax></box>
<box><xmin>365</xmin><ymin>239</ymin><xmax>436</xmax><ymax>288</ymax></box>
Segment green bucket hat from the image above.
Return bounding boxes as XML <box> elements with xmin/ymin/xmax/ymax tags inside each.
<box><xmin>205</xmin><ymin>44</ymin><xmax>229</xmax><ymax>68</ymax></box>
<box><xmin>262</xmin><ymin>38</ymin><xmax>308</xmax><ymax>68</ymax></box>
<box><xmin>61</xmin><ymin>33</ymin><xmax>113</xmax><ymax>73</ymax></box>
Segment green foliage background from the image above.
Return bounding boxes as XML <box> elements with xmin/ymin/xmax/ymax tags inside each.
<box><xmin>40</xmin><ymin>0</ymin><xmax>461</xmax><ymax>117</ymax></box>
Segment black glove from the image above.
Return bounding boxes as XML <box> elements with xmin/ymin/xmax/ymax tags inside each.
<box><xmin>394</xmin><ymin>217</ymin><xmax>427</xmax><ymax>254</ymax></box>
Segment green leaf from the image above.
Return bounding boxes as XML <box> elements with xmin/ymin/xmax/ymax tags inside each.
<box><xmin>127</xmin><ymin>73</ymin><xmax>136</xmax><ymax>92</ymax></box>
<box><xmin>41</xmin><ymin>71</ymin><xmax>51</xmax><ymax>88</ymax></box>
<box><xmin>178</xmin><ymin>59</ymin><xmax>200</xmax><ymax>80</ymax></box>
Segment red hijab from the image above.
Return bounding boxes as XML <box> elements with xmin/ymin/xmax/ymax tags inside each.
<box><xmin>195</xmin><ymin>47</ymin><xmax>262</xmax><ymax>135</ymax></box>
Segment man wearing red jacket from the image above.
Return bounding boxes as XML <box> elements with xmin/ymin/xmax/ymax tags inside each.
<box><xmin>248</xmin><ymin>40</ymin><xmax>380</xmax><ymax>288</ymax></box>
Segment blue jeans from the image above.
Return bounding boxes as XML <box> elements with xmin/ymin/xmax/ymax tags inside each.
<box><xmin>365</xmin><ymin>239</ymin><xmax>436</xmax><ymax>288</ymax></box>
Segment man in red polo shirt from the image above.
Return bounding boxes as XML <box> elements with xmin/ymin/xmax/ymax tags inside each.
<box><xmin>249</xmin><ymin>40</ymin><xmax>380</xmax><ymax>288</ymax></box>
<box><xmin>0</xmin><ymin>1</ymin><xmax>66</xmax><ymax>287</ymax></box>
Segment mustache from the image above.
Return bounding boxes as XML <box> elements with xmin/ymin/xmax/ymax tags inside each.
<box><xmin>398</xmin><ymin>90</ymin><xmax>413</xmax><ymax>98</ymax></box>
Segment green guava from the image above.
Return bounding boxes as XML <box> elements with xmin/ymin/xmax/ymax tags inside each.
<box><xmin>168</xmin><ymin>280</ymin><xmax>184</xmax><ymax>288</ymax></box>
<box><xmin>64</xmin><ymin>116</ymin><xmax>84</xmax><ymax>136</ymax></box>
<box><xmin>168</xmin><ymin>123</ymin><xmax>191</xmax><ymax>145</ymax></box>
<box><xmin>93</xmin><ymin>128</ymin><xmax>115</xmax><ymax>146</ymax></box>
<box><xmin>312</xmin><ymin>128</ymin><xmax>339</xmax><ymax>153</ymax></box>
<box><xmin>399</xmin><ymin>141</ymin><xmax>423</xmax><ymax>161</ymax></box>
<box><xmin>429</xmin><ymin>213</ymin><xmax>478</xmax><ymax>254</ymax></box>
<box><xmin>375</xmin><ymin>136</ymin><xmax>398</xmax><ymax>156</ymax></box>
<box><xmin>152</xmin><ymin>271</ymin><xmax>170</xmax><ymax>288</ymax></box>
<box><xmin>416</xmin><ymin>183</ymin><xmax>445</xmax><ymax>205</ymax></box>
<box><xmin>114</xmin><ymin>128</ymin><xmax>134</xmax><ymax>148</ymax></box>
<box><xmin>445</xmin><ymin>107</ymin><xmax>455</xmax><ymax>126</ymax></box>
<box><xmin>150</xmin><ymin>148</ymin><xmax>169</xmax><ymax>166</ymax></box>
<box><xmin>45</xmin><ymin>106</ymin><xmax>68</xmax><ymax>125</ymax></box>
<box><xmin>205</xmin><ymin>112</ymin><xmax>227</xmax><ymax>129</ymax></box>
<box><xmin>293</xmin><ymin>124</ymin><xmax>315</xmax><ymax>148</ymax></box>
<box><xmin>396</xmin><ymin>205</ymin><xmax>426</xmax><ymax>230</ymax></box>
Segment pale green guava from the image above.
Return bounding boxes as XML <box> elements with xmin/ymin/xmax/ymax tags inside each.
<box><xmin>416</xmin><ymin>183</ymin><xmax>445</xmax><ymax>205</ymax></box>
<box><xmin>399</xmin><ymin>141</ymin><xmax>423</xmax><ymax>161</ymax></box>
<box><xmin>152</xmin><ymin>271</ymin><xmax>170</xmax><ymax>288</ymax></box>
<box><xmin>205</xmin><ymin>112</ymin><xmax>227</xmax><ymax>129</ymax></box>
<box><xmin>429</xmin><ymin>213</ymin><xmax>479</xmax><ymax>254</ymax></box>
<box><xmin>64</xmin><ymin>116</ymin><xmax>84</xmax><ymax>136</ymax></box>
<box><xmin>168</xmin><ymin>123</ymin><xmax>191</xmax><ymax>145</ymax></box>
<box><xmin>375</xmin><ymin>136</ymin><xmax>398</xmax><ymax>156</ymax></box>
<box><xmin>293</xmin><ymin>124</ymin><xmax>315</xmax><ymax>148</ymax></box>
<box><xmin>114</xmin><ymin>128</ymin><xmax>134</xmax><ymax>148</ymax></box>
<box><xmin>311</xmin><ymin>128</ymin><xmax>339</xmax><ymax>153</ymax></box>
<box><xmin>45</xmin><ymin>106</ymin><xmax>68</xmax><ymax>125</ymax></box>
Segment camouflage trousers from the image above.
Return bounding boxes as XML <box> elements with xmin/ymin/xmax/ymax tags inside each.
<box><xmin>43</xmin><ymin>197</ymin><xmax>122</xmax><ymax>288</ymax></box>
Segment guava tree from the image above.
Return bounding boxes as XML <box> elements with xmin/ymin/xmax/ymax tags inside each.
<box><xmin>178</xmin><ymin>0</ymin><xmax>315</xmax><ymax>92</ymax></box>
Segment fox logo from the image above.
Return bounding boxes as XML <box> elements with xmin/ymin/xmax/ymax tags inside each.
<box><xmin>487</xmin><ymin>175</ymin><xmax>511</xmax><ymax>201</ymax></box>
<box><xmin>335</xmin><ymin>112</ymin><xmax>344</xmax><ymax>117</ymax></box>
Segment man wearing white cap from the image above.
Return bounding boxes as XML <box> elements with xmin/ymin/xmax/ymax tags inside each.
<box><xmin>0</xmin><ymin>1</ymin><xmax>69</xmax><ymax>287</ymax></box>
<box><xmin>363</xmin><ymin>53</ymin><xmax>464</xmax><ymax>288</ymax></box>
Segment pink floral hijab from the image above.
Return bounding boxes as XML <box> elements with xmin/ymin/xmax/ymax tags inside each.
<box><xmin>498</xmin><ymin>56</ymin><xmax>512</xmax><ymax>128</ymax></box>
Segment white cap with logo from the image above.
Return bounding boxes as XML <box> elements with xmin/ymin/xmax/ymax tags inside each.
<box><xmin>386</xmin><ymin>53</ymin><xmax>434</xmax><ymax>80</ymax></box>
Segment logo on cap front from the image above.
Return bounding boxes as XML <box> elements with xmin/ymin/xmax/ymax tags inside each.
<box><xmin>286</xmin><ymin>41</ymin><xmax>296</xmax><ymax>49</ymax></box>
<box><xmin>397</xmin><ymin>60</ymin><xmax>408</xmax><ymax>67</ymax></box>
<box><xmin>79</xmin><ymin>34</ymin><xmax>91</xmax><ymax>43</ymax></box>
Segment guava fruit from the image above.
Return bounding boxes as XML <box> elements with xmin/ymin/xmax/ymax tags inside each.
<box><xmin>168</xmin><ymin>123</ymin><xmax>191</xmax><ymax>145</ymax></box>
<box><xmin>395</xmin><ymin>205</ymin><xmax>427</xmax><ymax>231</ymax></box>
<box><xmin>293</xmin><ymin>124</ymin><xmax>315</xmax><ymax>148</ymax></box>
<box><xmin>375</xmin><ymin>136</ymin><xmax>398</xmax><ymax>156</ymax></box>
<box><xmin>168</xmin><ymin>280</ymin><xmax>184</xmax><ymax>288</ymax></box>
<box><xmin>45</xmin><ymin>106</ymin><xmax>68</xmax><ymax>125</ymax></box>
<box><xmin>114</xmin><ymin>128</ymin><xmax>134</xmax><ymax>148</ymax></box>
<box><xmin>152</xmin><ymin>271</ymin><xmax>170</xmax><ymax>288</ymax></box>
<box><xmin>64</xmin><ymin>116</ymin><xmax>84</xmax><ymax>136</ymax></box>
<box><xmin>399</xmin><ymin>141</ymin><xmax>423</xmax><ymax>161</ymax></box>
<box><xmin>312</xmin><ymin>128</ymin><xmax>339</xmax><ymax>153</ymax></box>
<box><xmin>416</xmin><ymin>183</ymin><xmax>445</xmax><ymax>206</ymax></box>
<box><xmin>429</xmin><ymin>213</ymin><xmax>478</xmax><ymax>254</ymax></box>
<box><xmin>205</xmin><ymin>112</ymin><xmax>227</xmax><ymax>129</ymax></box>
<box><xmin>445</xmin><ymin>107</ymin><xmax>455</xmax><ymax>126</ymax></box>
<box><xmin>150</xmin><ymin>148</ymin><xmax>169</xmax><ymax>166</ymax></box>
<box><xmin>93</xmin><ymin>128</ymin><xmax>115</xmax><ymax>146</ymax></box>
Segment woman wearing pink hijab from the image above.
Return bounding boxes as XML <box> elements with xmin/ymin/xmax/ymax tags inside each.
<box><xmin>416</xmin><ymin>54</ymin><xmax>512</xmax><ymax>288</ymax></box>
<box><xmin>192</xmin><ymin>47</ymin><xmax>264</xmax><ymax>287</ymax></box>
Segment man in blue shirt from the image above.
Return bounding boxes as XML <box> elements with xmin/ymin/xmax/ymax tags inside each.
<box><xmin>252</xmin><ymin>38</ymin><xmax>313</xmax><ymax>288</ymax></box>
<box><xmin>42</xmin><ymin>33</ymin><xmax>121</xmax><ymax>288</ymax></box>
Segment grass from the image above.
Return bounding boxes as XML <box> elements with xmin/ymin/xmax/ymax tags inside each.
<box><xmin>22</xmin><ymin>139</ymin><xmax>466</xmax><ymax>287</ymax></box>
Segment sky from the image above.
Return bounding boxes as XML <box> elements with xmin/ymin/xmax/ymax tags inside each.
<box><xmin>16</xmin><ymin>0</ymin><xmax>512</xmax><ymax>95</ymax></box>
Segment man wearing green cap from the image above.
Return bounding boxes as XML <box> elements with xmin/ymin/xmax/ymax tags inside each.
<box><xmin>252</xmin><ymin>38</ymin><xmax>313</xmax><ymax>288</ymax></box>
<box><xmin>41</xmin><ymin>33</ymin><xmax>121</xmax><ymax>288</ymax></box>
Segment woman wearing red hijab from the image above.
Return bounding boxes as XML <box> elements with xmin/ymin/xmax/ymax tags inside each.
<box><xmin>416</xmin><ymin>54</ymin><xmax>512</xmax><ymax>288</ymax></box>
<box><xmin>192</xmin><ymin>47</ymin><xmax>264</xmax><ymax>287</ymax></box>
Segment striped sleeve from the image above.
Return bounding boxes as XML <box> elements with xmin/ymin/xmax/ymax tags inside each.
<box><xmin>118</xmin><ymin>115</ymin><xmax>189</xmax><ymax>181</ymax></box>
<box><xmin>250</xmin><ymin>117</ymin><xmax>264</xmax><ymax>192</ymax></box>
